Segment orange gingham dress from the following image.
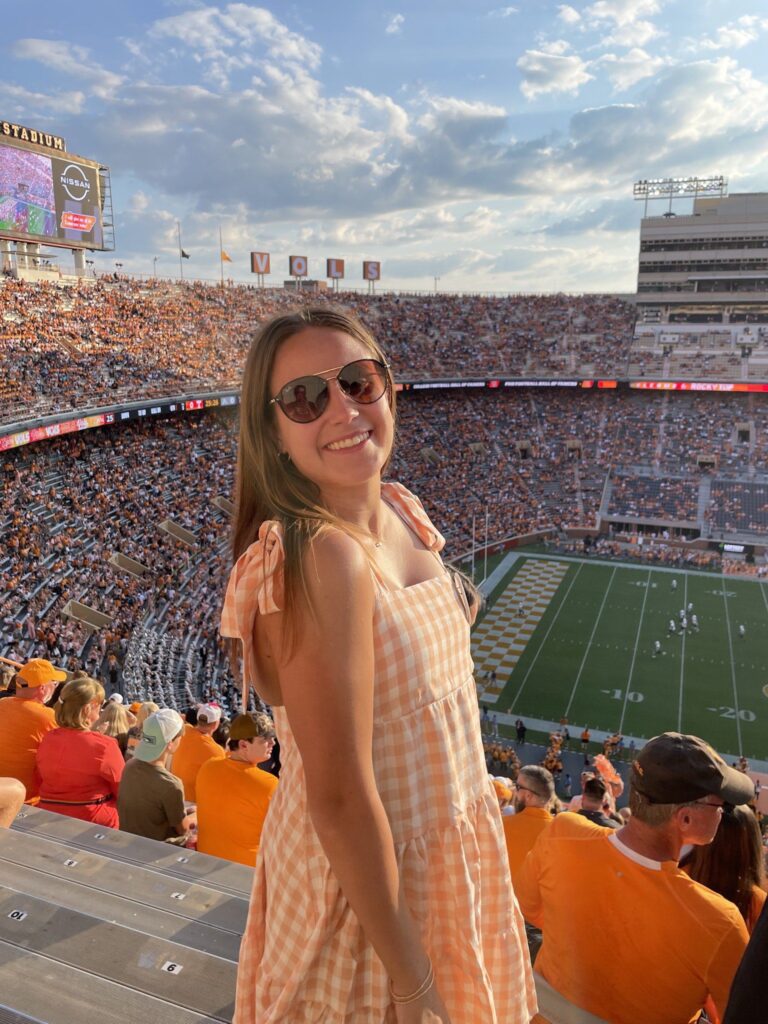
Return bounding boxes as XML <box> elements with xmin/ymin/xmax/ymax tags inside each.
<box><xmin>220</xmin><ymin>482</ymin><xmax>536</xmax><ymax>1024</ymax></box>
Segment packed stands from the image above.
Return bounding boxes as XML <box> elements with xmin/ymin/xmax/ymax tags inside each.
<box><xmin>708</xmin><ymin>481</ymin><xmax>768</xmax><ymax>535</ymax></box>
<box><xmin>0</xmin><ymin>279</ymin><xmax>637</xmax><ymax>427</ymax></box>
<box><xmin>3</xmin><ymin>385</ymin><xmax>768</xmax><ymax>702</ymax></box>
<box><xmin>5</xmin><ymin>279</ymin><xmax>768</xmax><ymax>708</ymax></box>
<box><xmin>607</xmin><ymin>472</ymin><xmax>700</xmax><ymax>522</ymax></box>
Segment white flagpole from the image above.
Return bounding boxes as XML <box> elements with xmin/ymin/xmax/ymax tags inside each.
<box><xmin>219</xmin><ymin>224</ymin><xmax>224</xmax><ymax>287</ymax></box>
<box><xmin>483</xmin><ymin>506</ymin><xmax>489</xmax><ymax>582</ymax></box>
<box><xmin>177</xmin><ymin>221</ymin><xmax>183</xmax><ymax>280</ymax></box>
<box><xmin>471</xmin><ymin>514</ymin><xmax>476</xmax><ymax>582</ymax></box>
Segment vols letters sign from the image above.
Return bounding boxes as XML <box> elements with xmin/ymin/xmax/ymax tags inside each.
<box><xmin>289</xmin><ymin>255</ymin><xmax>308</xmax><ymax>277</ymax></box>
<box><xmin>363</xmin><ymin>261</ymin><xmax>381</xmax><ymax>281</ymax></box>
<box><xmin>327</xmin><ymin>258</ymin><xmax>345</xmax><ymax>279</ymax></box>
<box><xmin>250</xmin><ymin>251</ymin><xmax>271</xmax><ymax>274</ymax></box>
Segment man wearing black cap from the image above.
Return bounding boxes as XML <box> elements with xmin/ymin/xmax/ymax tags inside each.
<box><xmin>516</xmin><ymin>732</ymin><xmax>753</xmax><ymax>1024</ymax></box>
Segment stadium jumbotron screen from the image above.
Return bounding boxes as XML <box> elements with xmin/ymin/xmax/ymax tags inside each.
<box><xmin>0</xmin><ymin>140</ymin><xmax>105</xmax><ymax>249</ymax></box>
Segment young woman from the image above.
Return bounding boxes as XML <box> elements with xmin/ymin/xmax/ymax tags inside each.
<box><xmin>221</xmin><ymin>307</ymin><xmax>534</xmax><ymax>1024</ymax></box>
<box><xmin>683</xmin><ymin>803</ymin><xmax>766</xmax><ymax>933</ymax></box>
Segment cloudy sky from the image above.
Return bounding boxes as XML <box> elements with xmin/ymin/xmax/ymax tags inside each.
<box><xmin>2</xmin><ymin>0</ymin><xmax>768</xmax><ymax>292</ymax></box>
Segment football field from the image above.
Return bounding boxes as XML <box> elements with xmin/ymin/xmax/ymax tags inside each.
<box><xmin>471</xmin><ymin>554</ymin><xmax>768</xmax><ymax>761</ymax></box>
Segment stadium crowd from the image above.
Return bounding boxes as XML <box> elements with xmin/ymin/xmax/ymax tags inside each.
<box><xmin>0</xmin><ymin>659</ymin><xmax>278</xmax><ymax>866</ymax></box>
<box><xmin>607</xmin><ymin>473</ymin><xmax>700</xmax><ymax>522</ymax></box>
<box><xmin>5</xmin><ymin>383</ymin><xmax>768</xmax><ymax>696</ymax></box>
<box><xmin>1</xmin><ymin>655</ymin><xmax>766</xmax><ymax>1024</ymax></box>
<box><xmin>0</xmin><ymin>278</ymin><xmax>636</xmax><ymax>426</ymax></box>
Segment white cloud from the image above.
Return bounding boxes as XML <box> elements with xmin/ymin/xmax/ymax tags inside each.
<box><xmin>346</xmin><ymin>87</ymin><xmax>412</xmax><ymax>143</ymax></box>
<box><xmin>150</xmin><ymin>4</ymin><xmax>322</xmax><ymax>86</ymax></box>
<box><xmin>13</xmin><ymin>38</ymin><xmax>124</xmax><ymax>98</ymax></box>
<box><xmin>128</xmin><ymin>191</ymin><xmax>150</xmax><ymax>215</ymax></box>
<box><xmin>697</xmin><ymin>15</ymin><xmax>768</xmax><ymax>52</ymax></box>
<box><xmin>488</xmin><ymin>6</ymin><xmax>519</xmax><ymax>17</ymax></box>
<box><xmin>0</xmin><ymin>81</ymin><xmax>86</xmax><ymax>115</ymax></box>
<box><xmin>597</xmin><ymin>47</ymin><xmax>668</xmax><ymax>90</ymax></box>
<box><xmin>461</xmin><ymin>206</ymin><xmax>502</xmax><ymax>233</ymax></box>
<box><xmin>517</xmin><ymin>44</ymin><xmax>593</xmax><ymax>99</ymax></box>
<box><xmin>385</xmin><ymin>14</ymin><xmax>405</xmax><ymax>34</ymax></box>
<box><xmin>660</xmin><ymin>57</ymin><xmax>768</xmax><ymax>144</ymax></box>
<box><xmin>558</xmin><ymin>5</ymin><xmax>582</xmax><ymax>24</ymax></box>
<box><xmin>584</xmin><ymin>0</ymin><xmax>661</xmax><ymax>26</ymax></box>
<box><xmin>416</xmin><ymin>94</ymin><xmax>507</xmax><ymax>137</ymax></box>
<box><xmin>599</xmin><ymin>19</ymin><xmax>660</xmax><ymax>47</ymax></box>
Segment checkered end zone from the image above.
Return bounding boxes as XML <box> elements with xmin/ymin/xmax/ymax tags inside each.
<box><xmin>472</xmin><ymin>560</ymin><xmax>569</xmax><ymax>704</ymax></box>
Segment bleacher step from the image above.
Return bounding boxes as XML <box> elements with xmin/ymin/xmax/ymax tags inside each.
<box><xmin>0</xmin><ymin>833</ymin><xmax>246</xmax><ymax>959</ymax></box>
<box><xmin>0</xmin><ymin>888</ymin><xmax>236</xmax><ymax>1021</ymax></box>
<box><xmin>0</xmin><ymin>942</ymin><xmax>221</xmax><ymax>1024</ymax></box>
<box><xmin>2</xmin><ymin>806</ymin><xmax>251</xmax><ymax>1024</ymax></box>
<box><xmin>12</xmin><ymin>807</ymin><xmax>252</xmax><ymax>898</ymax></box>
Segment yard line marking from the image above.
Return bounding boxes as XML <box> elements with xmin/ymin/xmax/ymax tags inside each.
<box><xmin>759</xmin><ymin>580</ymin><xmax>768</xmax><ymax>623</ymax></box>
<box><xmin>619</xmin><ymin>569</ymin><xmax>652</xmax><ymax>734</ymax></box>
<box><xmin>722</xmin><ymin>579</ymin><xmax>743</xmax><ymax>756</ymax></box>
<box><xmin>678</xmin><ymin>573</ymin><xmax>687</xmax><ymax>732</ymax></box>
<box><xmin>564</xmin><ymin>567</ymin><xmax>617</xmax><ymax>718</ymax></box>
<box><xmin>509</xmin><ymin>562</ymin><xmax>584</xmax><ymax>713</ymax></box>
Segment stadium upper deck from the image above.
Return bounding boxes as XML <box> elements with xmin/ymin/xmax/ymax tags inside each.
<box><xmin>2</xmin><ymin>277</ymin><xmax>634</xmax><ymax>428</ymax></box>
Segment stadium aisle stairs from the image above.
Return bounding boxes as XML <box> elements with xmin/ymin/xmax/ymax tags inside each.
<box><xmin>698</xmin><ymin>477</ymin><xmax>712</xmax><ymax>530</ymax></box>
<box><xmin>1</xmin><ymin>806</ymin><xmax>250</xmax><ymax>1024</ymax></box>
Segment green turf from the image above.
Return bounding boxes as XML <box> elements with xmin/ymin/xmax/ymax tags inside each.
<box><xmin>483</xmin><ymin>556</ymin><xmax>768</xmax><ymax>761</ymax></box>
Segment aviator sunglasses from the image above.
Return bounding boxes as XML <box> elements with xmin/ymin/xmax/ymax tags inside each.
<box><xmin>269</xmin><ymin>358</ymin><xmax>391</xmax><ymax>424</ymax></box>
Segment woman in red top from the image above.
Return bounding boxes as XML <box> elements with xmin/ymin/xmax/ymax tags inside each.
<box><xmin>35</xmin><ymin>672</ymin><xmax>124</xmax><ymax>828</ymax></box>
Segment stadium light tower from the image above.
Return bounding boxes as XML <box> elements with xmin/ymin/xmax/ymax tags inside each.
<box><xmin>153</xmin><ymin>256</ymin><xmax>159</xmax><ymax>279</ymax></box>
<box><xmin>633</xmin><ymin>175</ymin><xmax>727</xmax><ymax>216</ymax></box>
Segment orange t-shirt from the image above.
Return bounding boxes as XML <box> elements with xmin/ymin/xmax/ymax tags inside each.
<box><xmin>196</xmin><ymin>756</ymin><xmax>278</xmax><ymax>866</ymax></box>
<box><xmin>502</xmin><ymin>807</ymin><xmax>553</xmax><ymax>889</ymax></box>
<box><xmin>0</xmin><ymin>697</ymin><xmax>56</xmax><ymax>798</ymax></box>
<box><xmin>170</xmin><ymin>726</ymin><xmax>224</xmax><ymax>803</ymax></box>
<box><xmin>516</xmin><ymin>812</ymin><xmax>748</xmax><ymax>1024</ymax></box>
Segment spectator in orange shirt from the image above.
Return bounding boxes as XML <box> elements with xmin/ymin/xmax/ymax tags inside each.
<box><xmin>196</xmin><ymin>712</ymin><xmax>279</xmax><ymax>866</ymax></box>
<box><xmin>171</xmin><ymin>703</ymin><xmax>225</xmax><ymax>802</ymax></box>
<box><xmin>504</xmin><ymin>766</ymin><xmax>555</xmax><ymax>964</ymax></box>
<box><xmin>503</xmin><ymin>766</ymin><xmax>555</xmax><ymax>888</ymax></box>
<box><xmin>0</xmin><ymin>658</ymin><xmax>65</xmax><ymax>798</ymax></box>
<box><xmin>517</xmin><ymin>733</ymin><xmax>754</xmax><ymax>1024</ymax></box>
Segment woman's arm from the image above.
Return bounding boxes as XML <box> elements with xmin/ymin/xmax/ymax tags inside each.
<box><xmin>265</xmin><ymin>530</ymin><xmax>429</xmax><ymax>995</ymax></box>
<box><xmin>99</xmin><ymin>736</ymin><xmax>125</xmax><ymax>798</ymax></box>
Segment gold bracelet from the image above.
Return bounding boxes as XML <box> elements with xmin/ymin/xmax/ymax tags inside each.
<box><xmin>389</xmin><ymin>961</ymin><xmax>435</xmax><ymax>1004</ymax></box>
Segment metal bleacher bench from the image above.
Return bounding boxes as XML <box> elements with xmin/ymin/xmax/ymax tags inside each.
<box><xmin>0</xmin><ymin>806</ymin><xmax>253</xmax><ymax>1024</ymax></box>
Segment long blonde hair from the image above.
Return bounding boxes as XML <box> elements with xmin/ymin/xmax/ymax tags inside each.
<box><xmin>93</xmin><ymin>702</ymin><xmax>133</xmax><ymax>737</ymax></box>
<box><xmin>233</xmin><ymin>306</ymin><xmax>396</xmax><ymax>654</ymax></box>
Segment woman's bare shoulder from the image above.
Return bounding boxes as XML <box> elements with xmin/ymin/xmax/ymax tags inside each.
<box><xmin>303</xmin><ymin>526</ymin><xmax>373</xmax><ymax>592</ymax></box>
